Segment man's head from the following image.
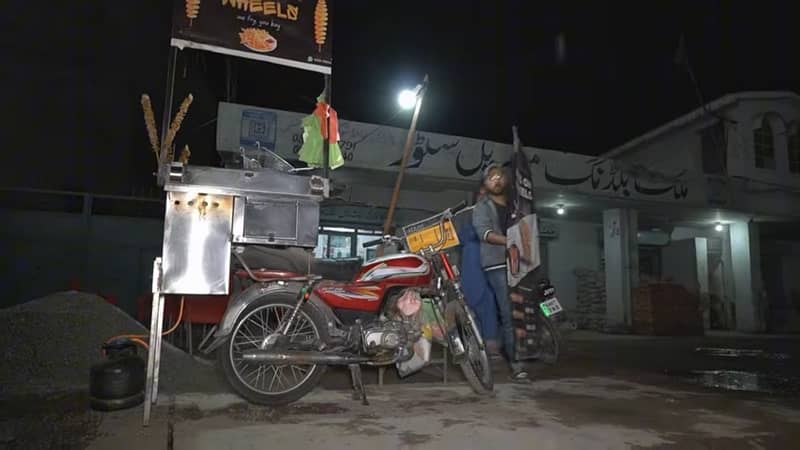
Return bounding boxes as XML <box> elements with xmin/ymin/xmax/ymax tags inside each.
<box><xmin>482</xmin><ymin>163</ymin><xmax>507</xmax><ymax>196</ymax></box>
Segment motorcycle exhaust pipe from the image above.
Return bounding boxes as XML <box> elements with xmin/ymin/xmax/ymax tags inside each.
<box><xmin>241</xmin><ymin>350</ymin><xmax>371</xmax><ymax>365</ymax></box>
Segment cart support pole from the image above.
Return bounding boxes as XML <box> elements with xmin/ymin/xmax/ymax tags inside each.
<box><xmin>143</xmin><ymin>258</ymin><xmax>165</xmax><ymax>426</ymax></box>
<box><xmin>322</xmin><ymin>74</ymin><xmax>332</xmax><ymax>179</ymax></box>
<box><xmin>157</xmin><ymin>47</ymin><xmax>178</xmax><ymax>186</ymax></box>
<box><xmin>382</xmin><ymin>75</ymin><xmax>429</xmax><ymax>247</ymax></box>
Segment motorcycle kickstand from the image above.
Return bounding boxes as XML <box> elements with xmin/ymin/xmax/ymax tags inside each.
<box><xmin>348</xmin><ymin>364</ymin><xmax>369</xmax><ymax>406</ymax></box>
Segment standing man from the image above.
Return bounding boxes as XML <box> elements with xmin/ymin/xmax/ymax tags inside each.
<box><xmin>473</xmin><ymin>163</ymin><xmax>528</xmax><ymax>381</ymax></box>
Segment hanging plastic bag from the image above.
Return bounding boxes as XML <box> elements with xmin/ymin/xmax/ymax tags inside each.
<box><xmin>396</xmin><ymin>336</ymin><xmax>431</xmax><ymax>378</ymax></box>
<box><xmin>420</xmin><ymin>298</ymin><xmax>446</xmax><ymax>343</ymax></box>
<box><xmin>396</xmin><ymin>295</ymin><xmax>439</xmax><ymax>377</ymax></box>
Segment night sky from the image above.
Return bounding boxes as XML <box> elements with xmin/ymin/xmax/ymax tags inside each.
<box><xmin>2</xmin><ymin>0</ymin><xmax>798</xmax><ymax>196</ymax></box>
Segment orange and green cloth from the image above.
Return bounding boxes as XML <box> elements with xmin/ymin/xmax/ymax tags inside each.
<box><xmin>299</xmin><ymin>100</ymin><xmax>344</xmax><ymax>169</ymax></box>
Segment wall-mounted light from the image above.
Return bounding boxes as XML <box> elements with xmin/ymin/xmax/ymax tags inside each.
<box><xmin>556</xmin><ymin>204</ymin><xmax>565</xmax><ymax>215</ymax></box>
<box><xmin>715</xmin><ymin>222</ymin><xmax>724</xmax><ymax>232</ymax></box>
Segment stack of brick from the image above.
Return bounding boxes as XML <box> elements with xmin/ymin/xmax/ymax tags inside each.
<box><xmin>573</xmin><ymin>268</ymin><xmax>606</xmax><ymax>331</ymax></box>
<box><xmin>632</xmin><ymin>283</ymin><xmax>703</xmax><ymax>336</ymax></box>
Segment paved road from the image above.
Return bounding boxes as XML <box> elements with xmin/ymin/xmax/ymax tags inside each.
<box><xmin>6</xmin><ymin>331</ymin><xmax>800</xmax><ymax>449</ymax></box>
<box><xmin>87</xmin><ymin>375</ymin><xmax>800</xmax><ymax>450</ymax></box>
<box><xmin>89</xmin><ymin>377</ymin><xmax>800</xmax><ymax>450</ymax></box>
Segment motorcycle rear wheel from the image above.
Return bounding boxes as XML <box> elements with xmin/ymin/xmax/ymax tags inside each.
<box><xmin>218</xmin><ymin>294</ymin><xmax>328</xmax><ymax>406</ymax></box>
<box><xmin>455</xmin><ymin>304</ymin><xmax>494</xmax><ymax>394</ymax></box>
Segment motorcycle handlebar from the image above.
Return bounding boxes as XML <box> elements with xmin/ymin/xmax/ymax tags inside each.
<box><xmin>362</xmin><ymin>202</ymin><xmax>466</xmax><ymax>251</ymax></box>
<box><xmin>361</xmin><ymin>235</ymin><xmax>403</xmax><ymax>248</ymax></box>
<box><xmin>361</xmin><ymin>238</ymin><xmax>383</xmax><ymax>248</ymax></box>
<box><xmin>450</xmin><ymin>200</ymin><xmax>468</xmax><ymax>215</ymax></box>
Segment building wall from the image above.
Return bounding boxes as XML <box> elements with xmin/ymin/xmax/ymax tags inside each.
<box><xmin>615</xmin><ymin>125</ymin><xmax>704</xmax><ymax>174</ymax></box>
<box><xmin>346</xmin><ymin>184</ymin><xmax>470</xmax><ymax>215</ymax></box>
<box><xmin>545</xmin><ymin>219</ymin><xmax>602</xmax><ymax>311</ymax></box>
<box><xmin>761</xmin><ymin>239</ymin><xmax>800</xmax><ymax>331</ymax></box>
<box><xmin>727</xmin><ymin>98</ymin><xmax>800</xmax><ymax>186</ymax></box>
<box><xmin>610</xmin><ymin>98</ymin><xmax>800</xmax><ymax>218</ymax></box>
<box><xmin>610</xmin><ymin>98</ymin><xmax>800</xmax><ymax>185</ymax></box>
<box><xmin>218</xmin><ymin>102</ymin><xmax>713</xmax><ymax>208</ymax></box>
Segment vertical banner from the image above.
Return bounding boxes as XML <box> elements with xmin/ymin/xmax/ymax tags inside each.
<box><xmin>506</xmin><ymin>133</ymin><xmax>540</xmax><ymax>287</ymax></box>
<box><xmin>172</xmin><ymin>0</ymin><xmax>333</xmax><ymax>74</ymax></box>
<box><xmin>506</xmin><ymin>130</ymin><xmax>543</xmax><ymax>362</ymax></box>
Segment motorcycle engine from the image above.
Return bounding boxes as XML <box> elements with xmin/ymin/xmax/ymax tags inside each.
<box><xmin>361</xmin><ymin>288</ymin><xmax>424</xmax><ymax>355</ymax></box>
<box><xmin>361</xmin><ymin>320</ymin><xmax>407</xmax><ymax>353</ymax></box>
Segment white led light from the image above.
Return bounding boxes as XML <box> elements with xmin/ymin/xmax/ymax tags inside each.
<box><xmin>397</xmin><ymin>89</ymin><xmax>417</xmax><ymax>110</ymax></box>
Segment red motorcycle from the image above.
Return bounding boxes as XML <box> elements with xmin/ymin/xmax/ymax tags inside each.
<box><xmin>205</xmin><ymin>203</ymin><xmax>493</xmax><ymax>405</ymax></box>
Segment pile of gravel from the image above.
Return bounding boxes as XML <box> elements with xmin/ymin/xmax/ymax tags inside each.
<box><xmin>0</xmin><ymin>291</ymin><xmax>223</xmax><ymax>397</ymax></box>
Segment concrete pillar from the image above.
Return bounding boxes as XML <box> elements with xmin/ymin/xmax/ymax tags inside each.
<box><xmin>603</xmin><ymin>208</ymin><xmax>639</xmax><ymax>329</ymax></box>
<box><xmin>694</xmin><ymin>238</ymin><xmax>710</xmax><ymax>329</ymax></box>
<box><xmin>729</xmin><ymin>221</ymin><xmax>763</xmax><ymax>332</ymax></box>
<box><xmin>720</xmin><ymin>227</ymin><xmax>736</xmax><ymax>329</ymax></box>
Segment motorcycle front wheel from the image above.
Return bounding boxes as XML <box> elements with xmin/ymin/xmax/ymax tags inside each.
<box><xmin>217</xmin><ymin>294</ymin><xmax>328</xmax><ymax>406</ymax></box>
<box><xmin>455</xmin><ymin>304</ymin><xmax>494</xmax><ymax>394</ymax></box>
<box><xmin>534</xmin><ymin>313</ymin><xmax>561</xmax><ymax>364</ymax></box>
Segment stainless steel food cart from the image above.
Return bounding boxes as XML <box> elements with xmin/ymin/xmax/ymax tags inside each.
<box><xmin>143</xmin><ymin>161</ymin><xmax>328</xmax><ymax>424</ymax></box>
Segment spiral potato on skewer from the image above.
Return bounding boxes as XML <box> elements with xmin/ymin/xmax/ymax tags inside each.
<box><xmin>140</xmin><ymin>94</ymin><xmax>160</xmax><ymax>163</ymax></box>
<box><xmin>314</xmin><ymin>0</ymin><xmax>328</xmax><ymax>51</ymax></box>
<box><xmin>185</xmin><ymin>0</ymin><xmax>200</xmax><ymax>22</ymax></box>
<box><xmin>179</xmin><ymin>145</ymin><xmax>191</xmax><ymax>164</ymax></box>
<box><xmin>162</xmin><ymin>94</ymin><xmax>194</xmax><ymax>157</ymax></box>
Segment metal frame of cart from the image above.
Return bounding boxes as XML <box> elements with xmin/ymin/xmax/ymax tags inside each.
<box><xmin>143</xmin><ymin>1</ymin><xmax>335</xmax><ymax>425</ymax></box>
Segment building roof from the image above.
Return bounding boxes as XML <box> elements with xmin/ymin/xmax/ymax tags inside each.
<box><xmin>603</xmin><ymin>91</ymin><xmax>800</xmax><ymax>159</ymax></box>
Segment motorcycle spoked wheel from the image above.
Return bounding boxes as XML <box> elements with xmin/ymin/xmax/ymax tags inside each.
<box><xmin>218</xmin><ymin>294</ymin><xmax>328</xmax><ymax>406</ymax></box>
<box><xmin>454</xmin><ymin>304</ymin><xmax>494</xmax><ymax>394</ymax></box>
<box><xmin>534</xmin><ymin>313</ymin><xmax>561</xmax><ymax>365</ymax></box>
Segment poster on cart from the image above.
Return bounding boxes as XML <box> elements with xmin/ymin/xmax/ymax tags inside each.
<box><xmin>171</xmin><ymin>0</ymin><xmax>333</xmax><ymax>74</ymax></box>
<box><xmin>506</xmin><ymin>139</ymin><xmax>540</xmax><ymax>287</ymax></box>
<box><xmin>506</xmin><ymin>214</ymin><xmax>540</xmax><ymax>287</ymax></box>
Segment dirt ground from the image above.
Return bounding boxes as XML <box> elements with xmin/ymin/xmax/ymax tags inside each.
<box><xmin>3</xmin><ymin>331</ymin><xmax>799</xmax><ymax>450</ymax></box>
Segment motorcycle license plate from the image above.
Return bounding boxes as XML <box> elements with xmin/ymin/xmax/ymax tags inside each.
<box><xmin>539</xmin><ymin>298</ymin><xmax>563</xmax><ymax>317</ymax></box>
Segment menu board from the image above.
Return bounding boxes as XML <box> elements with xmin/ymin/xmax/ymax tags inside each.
<box><xmin>172</xmin><ymin>0</ymin><xmax>332</xmax><ymax>74</ymax></box>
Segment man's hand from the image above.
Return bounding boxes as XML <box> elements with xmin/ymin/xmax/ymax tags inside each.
<box><xmin>486</xmin><ymin>231</ymin><xmax>506</xmax><ymax>246</ymax></box>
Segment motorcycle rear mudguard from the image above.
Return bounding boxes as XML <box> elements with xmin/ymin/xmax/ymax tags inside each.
<box><xmin>203</xmin><ymin>281</ymin><xmax>338</xmax><ymax>354</ymax></box>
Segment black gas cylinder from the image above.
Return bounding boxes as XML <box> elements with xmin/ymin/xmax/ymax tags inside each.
<box><xmin>89</xmin><ymin>340</ymin><xmax>146</xmax><ymax>411</ymax></box>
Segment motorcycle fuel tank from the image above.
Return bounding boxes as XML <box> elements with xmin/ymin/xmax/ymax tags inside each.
<box><xmin>353</xmin><ymin>254</ymin><xmax>430</xmax><ymax>283</ymax></box>
<box><xmin>314</xmin><ymin>254</ymin><xmax>431</xmax><ymax>313</ymax></box>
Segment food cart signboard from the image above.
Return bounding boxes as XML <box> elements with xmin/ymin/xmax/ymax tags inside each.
<box><xmin>172</xmin><ymin>0</ymin><xmax>332</xmax><ymax>74</ymax></box>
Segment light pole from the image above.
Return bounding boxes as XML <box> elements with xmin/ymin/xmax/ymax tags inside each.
<box><xmin>382</xmin><ymin>75</ymin><xmax>429</xmax><ymax>244</ymax></box>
